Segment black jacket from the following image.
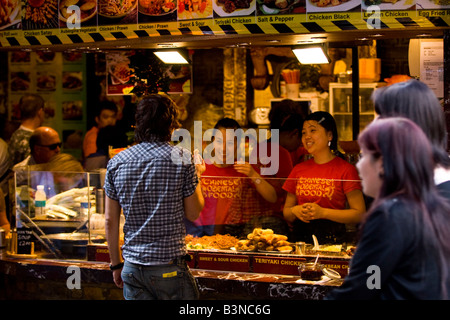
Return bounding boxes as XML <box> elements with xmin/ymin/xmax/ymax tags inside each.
<box><xmin>326</xmin><ymin>197</ymin><xmax>449</xmax><ymax>300</ymax></box>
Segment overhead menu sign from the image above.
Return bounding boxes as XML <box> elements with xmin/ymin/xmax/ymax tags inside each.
<box><xmin>0</xmin><ymin>0</ymin><xmax>449</xmax><ymax>47</ymax></box>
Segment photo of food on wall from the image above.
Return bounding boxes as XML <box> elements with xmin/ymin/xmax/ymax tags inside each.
<box><xmin>362</xmin><ymin>0</ymin><xmax>416</xmax><ymax>11</ymax></box>
<box><xmin>22</xmin><ymin>0</ymin><xmax>60</xmax><ymax>29</ymax></box>
<box><xmin>98</xmin><ymin>0</ymin><xmax>138</xmax><ymax>24</ymax></box>
<box><xmin>306</xmin><ymin>0</ymin><xmax>361</xmax><ymax>12</ymax></box>
<box><xmin>62</xmin><ymin>100</ymin><xmax>83</xmax><ymax>120</ymax></box>
<box><xmin>138</xmin><ymin>0</ymin><xmax>177</xmax><ymax>22</ymax></box>
<box><xmin>257</xmin><ymin>0</ymin><xmax>306</xmax><ymax>14</ymax></box>
<box><xmin>213</xmin><ymin>0</ymin><xmax>256</xmax><ymax>17</ymax></box>
<box><xmin>0</xmin><ymin>0</ymin><xmax>20</xmax><ymax>30</ymax></box>
<box><xmin>36</xmin><ymin>72</ymin><xmax>57</xmax><ymax>91</ymax></box>
<box><xmin>178</xmin><ymin>0</ymin><xmax>213</xmax><ymax>20</ymax></box>
<box><xmin>58</xmin><ymin>0</ymin><xmax>98</xmax><ymax>28</ymax></box>
<box><xmin>62</xmin><ymin>71</ymin><xmax>83</xmax><ymax>91</ymax></box>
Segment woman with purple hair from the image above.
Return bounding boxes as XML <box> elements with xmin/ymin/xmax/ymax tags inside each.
<box><xmin>326</xmin><ymin>118</ymin><xmax>450</xmax><ymax>299</ymax></box>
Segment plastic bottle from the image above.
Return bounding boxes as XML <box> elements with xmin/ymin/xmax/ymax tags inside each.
<box><xmin>35</xmin><ymin>185</ymin><xmax>46</xmax><ymax>216</ymax></box>
<box><xmin>80</xmin><ymin>195</ymin><xmax>89</xmax><ymax>219</ymax></box>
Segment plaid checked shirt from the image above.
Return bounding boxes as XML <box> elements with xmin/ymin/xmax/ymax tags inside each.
<box><xmin>104</xmin><ymin>139</ymin><xmax>198</xmax><ymax>265</ymax></box>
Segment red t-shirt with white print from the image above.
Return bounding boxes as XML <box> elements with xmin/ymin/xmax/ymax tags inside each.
<box><xmin>283</xmin><ymin>156</ymin><xmax>362</xmax><ymax>209</ymax></box>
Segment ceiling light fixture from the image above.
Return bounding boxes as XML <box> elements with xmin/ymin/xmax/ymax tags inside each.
<box><xmin>154</xmin><ymin>50</ymin><xmax>189</xmax><ymax>64</ymax></box>
<box><xmin>292</xmin><ymin>45</ymin><xmax>330</xmax><ymax>64</ymax></box>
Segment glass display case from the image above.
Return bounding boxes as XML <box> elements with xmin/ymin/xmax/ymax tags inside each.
<box><xmin>329</xmin><ymin>82</ymin><xmax>381</xmax><ymax>141</ymax></box>
<box><xmin>10</xmin><ymin>169</ymin><xmax>119</xmax><ymax>260</ymax></box>
<box><xmin>9</xmin><ymin>168</ymin><xmax>357</xmax><ymax>278</ymax></box>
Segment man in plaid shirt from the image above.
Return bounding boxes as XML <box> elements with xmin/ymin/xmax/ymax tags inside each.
<box><xmin>105</xmin><ymin>94</ymin><xmax>204</xmax><ymax>300</ymax></box>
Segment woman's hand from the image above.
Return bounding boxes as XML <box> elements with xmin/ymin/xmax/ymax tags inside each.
<box><xmin>291</xmin><ymin>203</ymin><xmax>325</xmax><ymax>223</ymax></box>
<box><xmin>194</xmin><ymin>149</ymin><xmax>206</xmax><ymax>179</ymax></box>
<box><xmin>233</xmin><ymin>162</ymin><xmax>257</xmax><ymax>178</ymax></box>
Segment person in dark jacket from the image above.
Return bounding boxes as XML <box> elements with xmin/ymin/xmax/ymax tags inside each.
<box><xmin>326</xmin><ymin>118</ymin><xmax>450</xmax><ymax>300</ymax></box>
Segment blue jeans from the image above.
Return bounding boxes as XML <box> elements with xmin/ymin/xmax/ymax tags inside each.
<box><xmin>121</xmin><ymin>259</ymin><xmax>199</xmax><ymax>300</ymax></box>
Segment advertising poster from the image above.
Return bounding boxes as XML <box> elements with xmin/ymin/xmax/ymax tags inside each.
<box><xmin>106</xmin><ymin>50</ymin><xmax>193</xmax><ymax>95</ymax></box>
<box><xmin>106</xmin><ymin>51</ymin><xmax>135</xmax><ymax>96</ymax></box>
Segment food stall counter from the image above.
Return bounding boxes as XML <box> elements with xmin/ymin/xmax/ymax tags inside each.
<box><xmin>0</xmin><ymin>248</ymin><xmax>342</xmax><ymax>300</ymax></box>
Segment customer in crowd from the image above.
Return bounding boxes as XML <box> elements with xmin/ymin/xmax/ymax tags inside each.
<box><xmin>13</xmin><ymin>126</ymin><xmax>61</xmax><ymax>170</ymax></box>
<box><xmin>326</xmin><ymin>118</ymin><xmax>450</xmax><ymax>299</ymax></box>
<box><xmin>104</xmin><ymin>94</ymin><xmax>204</xmax><ymax>299</ymax></box>
<box><xmin>13</xmin><ymin>126</ymin><xmax>62</xmax><ymax>190</ymax></box>
<box><xmin>83</xmin><ymin>100</ymin><xmax>118</xmax><ymax>159</ymax></box>
<box><xmin>0</xmin><ymin>137</ymin><xmax>11</xmax><ymax>187</ymax></box>
<box><xmin>283</xmin><ymin>111</ymin><xmax>366</xmax><ymax>243</ymax></box>
<box><xmin>8</xmin><ymin>93</ymin><xmax>45</xmax><ymax>165</ymax></box>
<box><xmin>0</xmin><ymin>189</ymin><xmax>10</xmax><ymax>236</ymax></box>
<box><xmin>372</xmin><ymin>79</ymin><xmax>450</xmax><ymax>197</ymax></box>
<box><xmin>185</xmin><ymin>117</ymin><xmax>278</xmax><ymax>237</ymax></box>
<box><xmin>84</xmin><ymin>124</ymin><xmax>128</xmax><ymax>171</ymax></box>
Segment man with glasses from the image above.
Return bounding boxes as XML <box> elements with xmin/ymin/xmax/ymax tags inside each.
<box><xmin>13</xmin><ymin>127</ymin><xmax>62</xmax><ymax>170</ymax></box>
<box><xmin>13</xmin><ymin>127</ymin><xmax>65</xmax><ymax>198</ymax></box>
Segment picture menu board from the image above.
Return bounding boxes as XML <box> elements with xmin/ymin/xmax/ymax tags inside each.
<box><xmin>8</xmin><ymin>51</ymin><xmax>87</xmax><ymax>158</ymax></box>
<box><xmin>0</xmin><ymin>0</ymin><xmax>449</xmax><ymax>47</ymax></box>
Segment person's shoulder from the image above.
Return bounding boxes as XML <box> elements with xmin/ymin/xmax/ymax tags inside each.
<box><xmin>13</xmin><ymin>156</ymin><xmax>31</xmax><ymax>171</ymax></box>
<box><xmin>292</xmin><ymin>158</ymin><xmax>315</xmax><ymax>169</ymax></box>
<box><xmin>371</xmin><ymin>197</ymin><xmax>410</xmax><ymax>223</ymax></box>
<box><xmin>84</xmin><ymin>126</ymin><xmax>99</xmax><ymax>137</ymax></box>
<box><xmin>9</xmin><ymin>128</ymin><xmax>29</xmax><ymax>141</ymax></box>
<box><xmin>332</xmin><ymin>156</ymin><xmax>358</xmax><ymax>172</ymax></box>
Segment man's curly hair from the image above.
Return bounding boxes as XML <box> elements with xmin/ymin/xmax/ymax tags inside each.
<box><xmin>134</xmin><ymin>94</ymin><xmax>181</xmax><ymax>142</ymax></box>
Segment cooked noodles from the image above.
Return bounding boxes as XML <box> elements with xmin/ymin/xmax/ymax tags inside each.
<box><xmin>99</xmin><ymin>0</ymin><xmax>136</xmax><ymax>16</ymax></box>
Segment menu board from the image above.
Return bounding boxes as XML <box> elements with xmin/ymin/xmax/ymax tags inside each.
<box><xmin>420</xmin><ymin>39</ymin><xmax>444</xmax><ymax>98</ymax></box>
<box><xmin>8</xmin><ymin>51</ymin><xmax>87</xmax><ymax>158</ymax></box>
<box><xmin>0</xmin><ymin>0</ymin><xmax>449</xmax><ymax>47</ymax></box>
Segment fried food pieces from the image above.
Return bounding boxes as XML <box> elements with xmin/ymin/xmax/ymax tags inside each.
<box><xmin>236</xmin><ymin>228</ymin><xmax>293</xmax><ymax>252</ymax></box>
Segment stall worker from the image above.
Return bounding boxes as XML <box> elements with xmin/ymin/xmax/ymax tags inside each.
<box><xmin>185</xmin><ymin>117</ymin><xmax>277</xmax><ymax>237</ymax></box>
<box><xmin>83</xmin><ymin>100</ymin><xmax>118</xmax><ymax>159</ymax></box>
<box><xmin>248</xmin><ymin>100</ymin><xmax>309</xmax><ymax>235</ymax></box>
<box><xmin>283</xmin><ymin>111</ymin><xmax>366</xmax><ymax>243</ymax></box>
<box><xmin>268</xmin><ymin>99</ymin><xmax>309</xmax><ymax>166</ymax></box>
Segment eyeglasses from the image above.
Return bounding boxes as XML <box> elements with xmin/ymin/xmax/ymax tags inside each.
<box><xmin>38</xmin><ymin>142</ymin><xmax>62</xmax><ymax>150</ymax></box>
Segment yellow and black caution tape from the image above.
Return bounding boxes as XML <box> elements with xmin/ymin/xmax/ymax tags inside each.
<box><xmin>1</xmin><ymin>11</ymin><xmax>449</xmax><ymax>48</ymax></box>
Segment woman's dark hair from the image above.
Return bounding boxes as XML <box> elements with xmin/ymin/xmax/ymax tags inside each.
<box><xmin>358</xmin><ymin>117</ymin><xmax>450</xmax><ymax>298</ymax></box>
<box><xmin>269</xmin><ymin>99</ymin><xmax>308</xmax><ymax>132</ymax></box>
<box><xmin>373</xmin><ymin>79</ymin><xmax>449</xmax><ymax>168</ymax></box>
<box><xmin>134</xmin><ymin>94</ymin><xmax>180</xmax><ymax>142</ymax></box>
<box><xmin>214</xmin><ymin>117</ymin><xmax>241</xmax><ymax>130</ymax></box>
<box><xmin>304</xmin><ymin>111</ymin><xmax>339</xmax><ymax>152</ymax></box>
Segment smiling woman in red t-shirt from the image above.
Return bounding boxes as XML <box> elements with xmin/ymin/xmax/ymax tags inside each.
<box><xmin>282</xmin><ymin>111</ymin><xmax>366</xmax><ymax>243</ymax></box>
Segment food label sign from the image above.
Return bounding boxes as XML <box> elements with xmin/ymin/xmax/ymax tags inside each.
<box><xmin>197</xmin><ymin>253</ymin><xmax>250</xmax><ymax>272</ymax></box>
<box><xmin>252</xmin><ymin>256</ymin><xmax>306</xmax><ymax>275</ymax></box>
<box><xmin>17</xmin><ymin>228</ymin><xmax>33</xmax><ymax>255</ymax></box>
